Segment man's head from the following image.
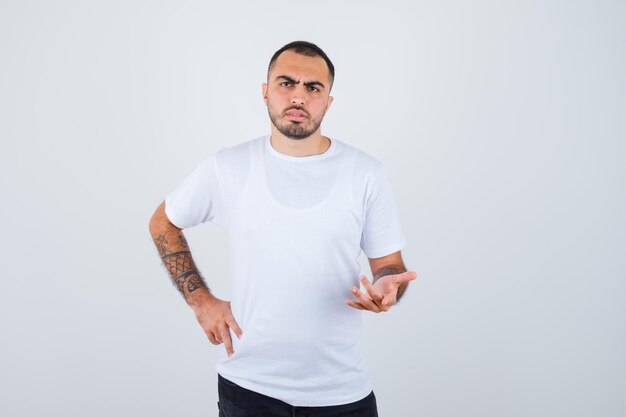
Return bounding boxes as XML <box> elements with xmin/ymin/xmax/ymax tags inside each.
<box><xmin>262</xmin><ymin>41</ymin><xmax>335</xmax><ymax>140</ymax></box>
<box><xmin>267</xmin><ymin>41</ymin><xmax>335</xmax><ymax>91</ymax></box>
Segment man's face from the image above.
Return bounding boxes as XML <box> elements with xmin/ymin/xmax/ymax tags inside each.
<box><xmin>262</xmin><ymin>50</ymin><xmax>334</xmax><ymax>140</ymax></box>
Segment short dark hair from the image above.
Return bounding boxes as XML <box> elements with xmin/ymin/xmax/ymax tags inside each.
<box><xmin>267</xmin><ymin>40</ymin><xmax>335</xmax><ymax>91</ymax></box>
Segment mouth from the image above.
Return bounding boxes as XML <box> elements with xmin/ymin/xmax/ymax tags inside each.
<box><xmin>284</xmin><ymin>109</ymin><xmax>308</xmax><ymax>122</ymax></box>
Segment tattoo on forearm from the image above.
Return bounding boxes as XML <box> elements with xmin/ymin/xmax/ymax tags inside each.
<box><xmin>178</xmin><ymin>233</ymin><xmax>189</xmax><ymax>249</ymax></box>
<box><xmin>187</xmin><ymin>274</ymin><xmax>205</xmax><ymax>292</ymax></box>
<box><xmin>152</xmin><ymin>232</ymin><xmax>210</xmax><ymax>301</ymax></box>
<box><xmin>154</xmin><ymin>234</ymin><xmax>172</xmax><ymax>257</ymax></box>
<box><xmin>171</xmin><ymin>267</ymin><xmax>198</xmax><ymax>293</ymax></box>
<box><xmin>375</xmin><ymin>264</ymin><xmax>409</xmax><ymax>303</ymax></box>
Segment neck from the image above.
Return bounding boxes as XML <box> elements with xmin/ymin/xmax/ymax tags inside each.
<box><xmin>269</xmin><ymin>128</ymin><xmax>331</xmax><ymax>157</ymax></box>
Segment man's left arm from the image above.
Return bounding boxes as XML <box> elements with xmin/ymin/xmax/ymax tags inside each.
<box><xmin>351</xmin><ymin>166</ymin><xmax>415</xmax><ymax>312</ymax></box>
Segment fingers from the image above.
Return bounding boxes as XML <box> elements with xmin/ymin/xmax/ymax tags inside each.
<box><xmin>397</xmin><ymin>271</ymin><xmax>417</xmax><ymax>283</ymax></box>
<box><xmin>208</xmin><ymin>324</ymin><xmax>239</xmax><ymax>357</ymax></box>
<box><xmin>357</xmin><ymin>274</ymin><xmax>391</xmax><ymax>312</ymax></box>
<box><xmin>226</xmin><ymin>315</ymin><xmax>243</xmax><ymax>340</ymax></box>
<box><xmin>200</xmin><ymin>304</ymin><xmax>243</xmax><ymax>358</ymax></box>
<box><xmin>345</xmin><ymin>299</ymin><xmax>366</xmax><ymax>310</ymax></box>
<box><xmin>223</xmin><ymin>314</ymin><xmax>243</xmax><ymax>357</ymax></box>
<box><xmin>206</xmin><ymin>331</ymin><xmax>220</xmax><ymax>345</ymax></box>
<box><xmin>221</xmin><ymin>325</ymin><xmax>235</xmax><ymax>357</ymax></box>
<box><xmin>359</xmin><ymin>274</ymin><xmax>386</xmax><ymax>309</ymax></box>
<box><xmin>348</xmin><ymin>286</ymin><xmax>383</xmax><ymax>313</ymax></box>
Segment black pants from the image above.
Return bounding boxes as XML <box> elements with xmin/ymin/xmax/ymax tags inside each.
<box><xmin>217</xmin><ymin>373</ymin><xmax>379</xmax><ymax>417</ymax></box>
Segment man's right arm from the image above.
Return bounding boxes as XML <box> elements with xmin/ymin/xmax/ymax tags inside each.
<box><xmin>148</xmin><ymin>201</ymin><xmax>242</xmax><ymax>356</ymax></box>
<box><xmin>148</xmin><ymin>201</ymin><xmax>213</xmax><ymax>309</ymax></box>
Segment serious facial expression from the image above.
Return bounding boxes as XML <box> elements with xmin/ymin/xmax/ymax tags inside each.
<box><xmin>263</xmin><ymin>50</ymin><xmax>334</xmax><ymax>140</ymax></box>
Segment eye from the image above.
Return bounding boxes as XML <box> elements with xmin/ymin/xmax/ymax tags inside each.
<box><xmin>280</xmin><ymin>81</ymin><xmax>292</xmax><ymax>87</ymax></box>
<box><xmin>308</xmin><ymin>86</ymin><xmax>319</xmax><ymax>92</ymax></box>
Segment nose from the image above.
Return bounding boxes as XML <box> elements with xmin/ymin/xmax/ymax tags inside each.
<box><xmin>290</xmin><ymin>86</ymin><xmax>306</xmax><ymax>106</ymax></box>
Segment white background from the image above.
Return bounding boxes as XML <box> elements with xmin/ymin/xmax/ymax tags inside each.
<box><xmin>1</xmin><ymin>1</ymin><xmax>624</xmax><ymax>416</ymax></box>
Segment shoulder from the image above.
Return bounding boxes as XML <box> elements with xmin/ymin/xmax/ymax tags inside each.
<box><xmin>333</xmin><ymin>138</ymin><xmax>384</xmax><ymax>179</ymax></box>
<box><xmin>185</xmin><ymin>137</ymin><xmax>256</xmax><ymax>175</ymax></box>
<box><xmin>212</xmin><ymin>134</ymin><xmax>266</xmax><ymax>188</ymax></box>
<box><xmin>217</xmin><ymin>134</ymin><xmax>264</xmax><ymax>162</ymax></box>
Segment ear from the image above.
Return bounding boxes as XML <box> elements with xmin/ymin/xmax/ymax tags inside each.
<box><xmin>262</xmin><ymin>82</ymin><xmax>268</xmax><ymax>106</ymax></box>
<box><xmin>326</xmin><ymin>95</ymin><xmax>334</xmax><ymax>111</ymax></box>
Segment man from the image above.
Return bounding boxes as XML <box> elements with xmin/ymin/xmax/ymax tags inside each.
<box><xmin>149</xmin><ymin>40</ymin><xmax>416</xmax><ymax>416</ymax></box>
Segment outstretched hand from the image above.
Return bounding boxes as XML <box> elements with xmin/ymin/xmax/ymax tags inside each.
<box><xmin>345</xmin><ymin>271</ymin><xmax>417</xmax><ymax>313</ymax></box>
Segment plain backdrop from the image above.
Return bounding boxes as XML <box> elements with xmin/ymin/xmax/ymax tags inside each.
<box><xmin>1</xmin><ymin>1</ymin><xmax>624</xmax><ymax>416</ymax></box>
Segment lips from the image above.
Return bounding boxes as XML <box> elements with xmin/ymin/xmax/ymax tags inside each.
<box><xmin>285</xmin><ymin>109</ymin><xmax>308</xmax><ymax>122</ymax></box>
<box><xmin>285</xmin><ymin>109</ymin><xmax>308</xmax><ymax>118</ymax></box>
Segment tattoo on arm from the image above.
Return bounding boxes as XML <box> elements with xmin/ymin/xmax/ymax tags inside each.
<box><xmin>154</xmin><ymin>234</ymin><xmax>172</xmax><ymax>257</ymax></box>
<box><xmin>178</xmin><ymin>233</ymin><xmax>189</xmax><ymax>249</ymax></box>
<box><xmin>374</xmin><ymin>264</ymin><xmax>409</xmax><ymax>303</ymax></box>
<box><xmin>152</xmin><ymin>232</ymin><xmax>210</xmax><ymax>302</ymax></box>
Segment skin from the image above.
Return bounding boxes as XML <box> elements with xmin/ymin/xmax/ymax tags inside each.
<box><xmin>261</xmin><ymin>50</ymin><xmax>417</xmax><ymax>313</ymax></box>
<box><xmin>148</xmin><ymin>48</ymin><xmax>417</xmax><ymax>359</ymax></box>
<box><xmin>346</xmin><ymin>252</ymin><xmax>417</xmax><ymax>313</ymax></box>
<box><xmin>262</xmin><ymin>49</ymin><xmax>334</xmax><ymax>157</ymax></box>
<box><xmin>149</xmin><ymin>202</ymin><xmax>242</xmax><ymax>358</ymax></box>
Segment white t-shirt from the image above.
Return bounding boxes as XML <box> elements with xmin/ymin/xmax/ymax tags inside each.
<box><xmin>165</xmin><ymin>133</ymin><xmax>406</xmax><ymax>407</ymax></box>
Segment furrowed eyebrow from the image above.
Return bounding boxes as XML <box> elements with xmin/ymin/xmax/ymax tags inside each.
<box><xmin>275</xmin><ymin>75</ymin><xmax>325</xmax><ymax>89</ymax></box>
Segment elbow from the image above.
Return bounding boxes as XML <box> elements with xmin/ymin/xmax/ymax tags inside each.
<box><xmin>148</xmin><ymin>212</ymin><xmax>159</xmax><ymax>235</ymax></box>
<box><xmin>148</xmin><ymin>202</ymin><xmax>161</xmax><ymax>234</ymax></box>
<box><xmin>149</xmin><ymin>201</ymin><xmax>175</xmax><ymax>234</ymax></box>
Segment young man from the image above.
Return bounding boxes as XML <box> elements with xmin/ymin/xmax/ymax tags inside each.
<box><xmin>149</xmin><ymin>40</ymin><xmax>416</xmax><ymax>416</ymax></box>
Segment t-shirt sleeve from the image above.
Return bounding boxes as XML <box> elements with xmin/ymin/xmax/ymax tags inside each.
<box><xmin>360</xmin><ymin>165</ymin><xmax>407</xmax><ymax>258</ymax></box>
<box><xmin>164</xmin><ymin>154</ymin><xmax>222</xmax><ymax>229</ymax></box>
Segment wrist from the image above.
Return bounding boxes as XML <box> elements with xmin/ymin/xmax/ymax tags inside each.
<box><xmin>188</xmin><ymin>287</ymin><xmax>215</xmax><ymax>313</ymax></box>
